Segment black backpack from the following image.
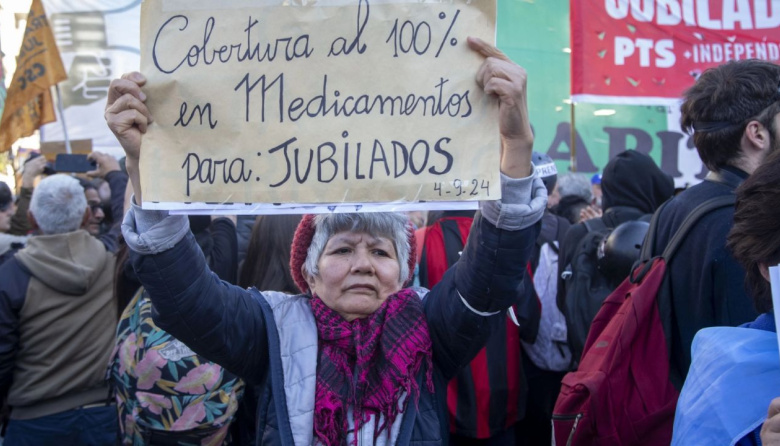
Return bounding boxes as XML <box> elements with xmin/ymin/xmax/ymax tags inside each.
<box><xmin>561</xmin><ymin>218</ymin><xmax>613</xmax><ymax>367</ymax></box>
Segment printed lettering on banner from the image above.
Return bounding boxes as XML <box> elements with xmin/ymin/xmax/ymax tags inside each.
<box><xmin>571</xmin><ymin>0</ymin><xmax>780</xmax><ymax>104</ymax></box>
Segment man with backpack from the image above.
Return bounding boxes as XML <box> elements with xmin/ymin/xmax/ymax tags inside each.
<box><xmin>648</xmin><ymin>59</ymin><xmax>780</xmax><ymax>388</ymax></box>
<box><xmin>551</xmin><ymin>60</ymin><xmax>780</xmax><ymax>446</ymax></box>
<box><xmin>556</xmin><ymin>150</ymin><xmax>674</xmax><ymax>366</ymax></box>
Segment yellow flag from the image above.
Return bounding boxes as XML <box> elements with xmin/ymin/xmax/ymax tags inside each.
<box><xmin>0</xmin><ymin>0</ymin><xmax>67</xmax><ymax>153</ymax></box>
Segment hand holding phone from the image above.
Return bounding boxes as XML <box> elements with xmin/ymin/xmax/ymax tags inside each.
<box><xmin>25</xmin><ymin>152</ymin><xmax>56</xmax><ymax>176</ymax></box>
<box><xmin>86</xmin><ymin>152</ymin><xmax>121</xmax><ymax>178</ymax></box>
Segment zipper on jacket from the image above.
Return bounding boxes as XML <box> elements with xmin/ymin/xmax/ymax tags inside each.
<box><xmin>552</xmin><ymin>413</ymin><xmax>583</xmax><ymax>446</ymax></box>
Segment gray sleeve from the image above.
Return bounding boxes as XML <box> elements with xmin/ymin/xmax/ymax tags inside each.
<box><xmin>479</xmin><ymin>166</ymin><xmax>548</xmax><ymax>231</ymax></box>
<box><xmin>121</xmin><ymin>197</ymin><xmax>190</xmax><ymax>255</ymax></box>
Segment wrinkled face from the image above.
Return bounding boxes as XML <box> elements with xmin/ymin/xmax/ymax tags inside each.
<box><xmin>305</xmin><ymin>231</ymin><xmax>402</xmax><ymax>322</ymax></box>
<box><xmin>0</xmin><ymin>203</ymin><xmax>13</xmax><ymax>233</ymax></box>
<box><xmin>84</xmin><ymin>188</ymin><xmax>104</xmax><ymax>235</ymax></box>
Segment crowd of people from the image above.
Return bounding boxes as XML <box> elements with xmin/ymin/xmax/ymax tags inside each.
<box><xmin>0</xmin><ymin>35</ymin><xmax>779</xmax><ymax>446</ymax></box>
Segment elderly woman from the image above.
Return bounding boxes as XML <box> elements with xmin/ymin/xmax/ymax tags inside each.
<box><xmin>106</xmin><ymin>37</ymin><xmax>545</xmax><ymax>445</ymax></box>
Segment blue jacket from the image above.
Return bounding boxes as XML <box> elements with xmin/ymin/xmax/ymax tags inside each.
<box><xmin>129</xmin><ymin>216</ymin><xmax>540</xmax><ymax>445</ymax></box>
<box><xmin>649</xmin><ymin>167</ymin><xmax>756</xmax><ymax>382</ymax></box>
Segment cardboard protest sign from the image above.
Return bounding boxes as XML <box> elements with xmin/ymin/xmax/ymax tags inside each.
<box><xmin>571</xmin><ymin>0</ymin><xmax>780</xmax><ymax>104</ymax></box>
<box><xmin>138</xmin><ymin>0</ymin><xmax>498</xmax><ymax>209</ymax></box>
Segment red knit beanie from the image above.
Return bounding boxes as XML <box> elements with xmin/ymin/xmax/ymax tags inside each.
<box><xmin>289</xmin><ymin>214</ymin><xmax>418</xmax><ymax>294</ymax></box>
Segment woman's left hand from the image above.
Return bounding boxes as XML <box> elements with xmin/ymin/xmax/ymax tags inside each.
<box><xmin>468</xmin><ymin>37</ymin><xmax>533</xmax><ymax>179</ymax></box>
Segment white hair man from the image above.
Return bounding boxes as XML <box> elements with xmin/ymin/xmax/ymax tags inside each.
<box><xmin>0</xmin><ymin>174</ymin><xmax>117</xmax><ymax>445</ymax></box>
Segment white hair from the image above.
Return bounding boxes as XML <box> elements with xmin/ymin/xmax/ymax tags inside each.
<box><xmin>304</xmin><ymin>213</ymin><xmax>411</xmax><ymax>287</ymax></box>
<box><xmin>30</xmin><ymin>174</ymin><xmax>87</xmax><ymax>235</ymax></box>
<box><xmin>557</xmin><ymin>173</ymin><xmax>594</xmax><ymax>202</ymax></box>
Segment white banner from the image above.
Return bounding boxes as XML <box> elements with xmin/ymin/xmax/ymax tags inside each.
<box><xmin>40</xmin><ymin>0</ymin><xmax>141</xmax><ymax>156</ymax></box>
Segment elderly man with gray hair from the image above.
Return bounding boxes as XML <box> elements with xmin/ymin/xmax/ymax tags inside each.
<box><xmin>0</xmin><ymin>174</ymin><xmax>118</xmax><ymax>445</ymax></box>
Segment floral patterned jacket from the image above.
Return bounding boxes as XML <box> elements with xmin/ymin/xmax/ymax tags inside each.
<box><xmin>110</xmin><ymin>288</ymin><xmax>245</xmax><ymax>446</ymax></box>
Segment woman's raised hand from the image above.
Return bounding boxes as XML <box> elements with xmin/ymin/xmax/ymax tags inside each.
<box><xmin>105</xmin><ymin>72</ymin><xmax>153</xmax><ymax>163</ymax></box>
<box><xmin>105</xmin><ymin>72</ymin><xmax>153</xmax><ymax>203</ymax></box>
<box><xmin>468</xmin><ymin>37</ymin><xmax>533</xmax><ymax>179</ymax></box>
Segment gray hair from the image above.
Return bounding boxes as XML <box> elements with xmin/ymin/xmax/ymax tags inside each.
<box><xmin>304</xmin><ymin>213</ymin><xmax>411</xmax><ymax>286</ymax></box>
<box><xmin>557</xmin><ymin>173</ymin><xmax>593</xmax><ymax>202</ymax></box>
<box><xmin>30</xmin><ymin>174</ymin><xmax>87</xmax><ymax>235</ymax></box>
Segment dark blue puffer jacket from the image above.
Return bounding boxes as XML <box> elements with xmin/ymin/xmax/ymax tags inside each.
<box><xmin>130</xmin><ymin>214</ymin><xmax>539</xmax><ymax>445</ymax></box>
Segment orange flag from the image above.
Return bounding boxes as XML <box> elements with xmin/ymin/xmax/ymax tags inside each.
<box><xmin>0</xmin><ymin>0</ymin><xmax>67</xmax><ymax>153</ymax></box>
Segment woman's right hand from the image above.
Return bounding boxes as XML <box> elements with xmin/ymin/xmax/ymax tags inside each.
<box><xmin>105</xmin><ymin>72</ymin><xmax>153</xmax><ymax>204</ymax></box>
<box><xmin>105</xmin><ymin>72</ymin><xmax>153</xmax><ymax>162</ymax></box>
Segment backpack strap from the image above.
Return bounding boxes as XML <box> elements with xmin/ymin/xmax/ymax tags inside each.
<box><xmin>555</xmin><ymin>216</ymin><xmax>569</xmax><ymax>242</ymax></box>
<box><xmin>660</xmin><ymin>194</ymin><xmax>736</xmax><ymax>261</ymax></box>
<box><xmin>582</xmin><ymin>217</ymin><xmax>608</xmax><ymax>233</ymax></box>
<box><xmin>538</xmin><ymin>212</ymin><xmax>560</xmax><ymax>247</ymax></box>
<box><xmin>639</xmin><ymin>199</ymin><xmax>672</xmax><ymax>264</ymax></box>
<box><xmin>534</xmin><ymin>213</ymin><xmax>562</xmax><ymax>271</ymax></box>
<box><xmin>634</xmin><ymin>194</ymin><xmax>734</xmax><ymax>282</ymax></box>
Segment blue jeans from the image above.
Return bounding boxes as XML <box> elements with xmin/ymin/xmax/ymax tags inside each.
<box><xmin>3</xmin><ymin>406</ymin><xmax>117</xmax><ymax>446</ymax></box>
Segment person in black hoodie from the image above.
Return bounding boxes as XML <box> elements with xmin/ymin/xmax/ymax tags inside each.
<box><xmin>555</xmin><ymin>149</ymin><xmax>674</xmax><ymax>323</ymax></box>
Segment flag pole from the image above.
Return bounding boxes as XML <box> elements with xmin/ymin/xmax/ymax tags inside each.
<box><xmin>54</xmin><ymin>84</ymin><xmax>71</xmax><ymax>154</ymax></box>
<box><xmin>570</xmin><ymin>101</ymin><xmax>577</xmax><ymax>172</ymax></box>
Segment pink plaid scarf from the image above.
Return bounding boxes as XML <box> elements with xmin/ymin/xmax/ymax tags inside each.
<box><xmin>310</xmin><ymin>288</ymin><xmax>434</xmax><ymax>446</ymax></box>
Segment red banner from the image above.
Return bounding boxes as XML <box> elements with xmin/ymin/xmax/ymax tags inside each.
<box><xmin>571</xmin><ymin>0</ymin><xmax>780</xmax><ymax>104</ymax></box>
